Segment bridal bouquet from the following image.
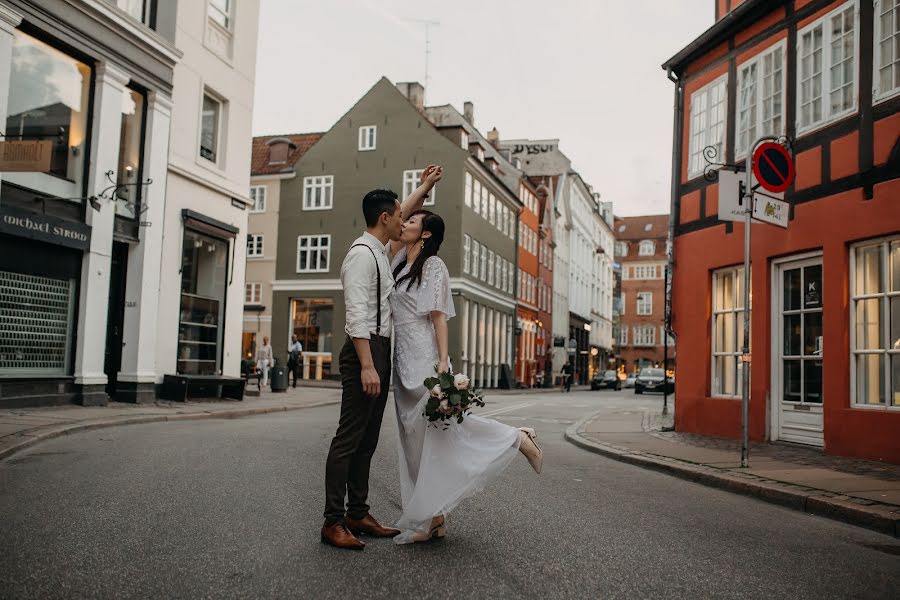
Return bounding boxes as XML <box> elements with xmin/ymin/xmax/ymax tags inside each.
<box><xmin>423</xmin><ymin>369</ymin><xmax>485</xmax><ymax>428</ymax></box>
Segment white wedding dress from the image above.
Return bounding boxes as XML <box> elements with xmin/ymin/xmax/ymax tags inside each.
<box><xmin>389</xmin><ymin>249</ymin><xmax>521</xmax><ymax>544</ymax></box>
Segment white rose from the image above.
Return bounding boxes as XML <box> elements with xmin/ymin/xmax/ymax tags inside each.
<box><xmin>453</xmin><ymin>373</ymin><xmax>470</xmax><ymax>390</ymax></box>
<box><xmin>439</xmin><ymin>399</ymin><xmax>449</xmax><ymax>411</ymax></box>
<box><xmin>430</xmin><ymin>384</ymin><xmax>442</xmax><ymax>398</ymax></box>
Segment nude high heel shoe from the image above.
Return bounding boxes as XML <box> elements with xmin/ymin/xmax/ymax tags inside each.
<box><xmin>518</xmin><ymin>427</ymin><xmax>543</xmax><ymax>474</ymax></box>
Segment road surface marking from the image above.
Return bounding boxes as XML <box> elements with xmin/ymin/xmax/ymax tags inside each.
<box><xmin>479</xmin><ymin>402</ymin><xmax>535</xmax><ymax>418</ymax></box>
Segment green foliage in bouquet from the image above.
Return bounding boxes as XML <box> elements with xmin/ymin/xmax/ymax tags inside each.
<box><xmin>422</xmin><ymin>369</ymin><xmax>485</xmax><ymax>429</ymax></box>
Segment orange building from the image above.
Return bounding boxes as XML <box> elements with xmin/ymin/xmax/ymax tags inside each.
<box><xmin>663</xmin><ymin>0</ymin><xmax>900</xmax><ymax>463</ymax></box>
<box><xmin>516</xmin><ymin>180</ymin><xmax>541</xmax><ymax>387</ymax></box>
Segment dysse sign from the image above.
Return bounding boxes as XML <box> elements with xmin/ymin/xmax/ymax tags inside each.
<box><xmin>0</xmin><ymin>207</ymin><xmax>91</xmax><ymax>250</ymax></box>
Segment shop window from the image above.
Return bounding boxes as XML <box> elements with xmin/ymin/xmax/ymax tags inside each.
<box><xmin>0</xmin><ymin>270</ymin><xmax>75</xmax><ymax>376</ymax></box>
<box><xmin>850</xmin><ymin>237</ymin><xmax>900</xmax><ymax>407</ymax></box>
<box><xmin>4</xmin><ymin>31</ymin><xmax>91</xmax><ymax>201</ymax></box>
<box><xmin>712</xmin><ymin>266</ymin><xmax>750</xmax><ymax>397</ymax></box>
<box><xmin>291</xmin><ymin>298</ymin><xmax>334</xmax><ymax>376</ymax></box>
<box><xmin>115</xmin><ymin>86</ymin><xmax>145</xmax><ymax>219</ymax></box>
<box><xmin>178</xmin><ymin>230</ymin><xmax>228</xmax><ymax>375</ymax></box>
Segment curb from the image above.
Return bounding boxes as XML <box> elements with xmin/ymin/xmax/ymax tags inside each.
<box><xmin>565</xmin><ymin>414</ymin><xmax>900</xmax><ymax>538</ymax></box>
<box><xmin>0</xmin><ymin>399</ymin><xmax>340</xmax><ymax>462</ymax></box>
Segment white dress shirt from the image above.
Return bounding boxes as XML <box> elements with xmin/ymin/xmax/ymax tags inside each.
<box><xmin>341</xmin><ymin>231</ymin><xmax>394</xmax><ymax>339</ymax></box>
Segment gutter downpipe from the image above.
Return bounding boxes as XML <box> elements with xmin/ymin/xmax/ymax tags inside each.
<box><xmin>663</xmin><ymin>67</ymin><xmax>682</xmax><ymax>419</ymax></box>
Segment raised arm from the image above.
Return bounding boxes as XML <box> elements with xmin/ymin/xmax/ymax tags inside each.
<box><xmin>388</xmin><ymin>165</ymin><xmax>444</xmax><ymax>259</ymax></box>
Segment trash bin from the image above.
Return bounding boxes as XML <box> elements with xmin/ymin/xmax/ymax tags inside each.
<box><xmin>270</xmin><ymin>365</ymin><xmax>288</xmax><ymax>392</ymax></box>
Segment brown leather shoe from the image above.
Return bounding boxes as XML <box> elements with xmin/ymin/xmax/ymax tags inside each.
<box><xmin>320</xmin><ymin>522</ymin><xmax>365</xmax><ymax>550</ymax></box>
<box><xmin>344</xmin><ymin>514</ymin><xmax>401</xmax><ymax>538</ymax></box>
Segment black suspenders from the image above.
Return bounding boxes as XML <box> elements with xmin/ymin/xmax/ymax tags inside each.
<box><xmin>350</xmin><ymin>244</ymin><xmax>382</xmax><ymax>336</ymax></box>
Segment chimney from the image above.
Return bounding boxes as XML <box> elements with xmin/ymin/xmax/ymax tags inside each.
<box><xmin>487</xmin><ymin>127</ymin><xmax>499</xmax><ymax>148</ymax></box>
<box><xmin>396</xmin><ymin>82</ymin><xmax>425</xmax><ymax>112</ymax></box>
<box><xmin>463</xmin><ymin>101</ymin><xmax>474</xmax><ymax>125</ymax></box>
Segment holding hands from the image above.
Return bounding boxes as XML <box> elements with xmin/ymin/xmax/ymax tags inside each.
<box><xmin>420</xmin><ymin>164</ymin><xmax>443</xmax><ymax>188</ymax></box>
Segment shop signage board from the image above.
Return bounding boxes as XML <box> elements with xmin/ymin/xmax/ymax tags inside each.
<box><xmin>0</xmin><ymin>205</ymin><xmax>91</xmax><ymax>250</ymax></box>
<box><xmin>0</xmin><ymin>140</ymin><xmax>53</xmax><ymax>172</ymax></box>
<box><xmin>718</xmin><ymin>169</ymin><xmax>784</xmax><ymax>223</ymax></box>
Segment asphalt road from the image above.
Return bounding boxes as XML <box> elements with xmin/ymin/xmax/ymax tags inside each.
<box><xmin>1</xmin><ymin>389</ymin><xmax>898</xmax><ymax>599</ymax></box>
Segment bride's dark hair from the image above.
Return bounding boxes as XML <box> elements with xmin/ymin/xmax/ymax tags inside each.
<box><xmin>393</xmin><ymin>210</ymin><xmax>445</xmax><ymax>290</ymax></box>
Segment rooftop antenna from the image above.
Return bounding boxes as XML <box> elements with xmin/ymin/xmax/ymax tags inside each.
<box><xmin>406</xmin><ymin>18</ymin><xmax>440</xmax><ymax>104</ymax></box>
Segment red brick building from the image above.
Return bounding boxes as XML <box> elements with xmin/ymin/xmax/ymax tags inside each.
<box><xmin>535</xmin><ymin>182</ymin><xmax>554</xmax><ymax>386</ymax></box>
<box><xmin>613</xmin><ymin>215</ymin><xmax>673</xmax><ymax>374</ymax></box>
<box><xmin>664</xmin><ymin>0</ymin><xmax>900</xmax><ymax>462</ymax></box>
<box><xmin>516</xmin><ymin>180</ymin><xmax>541</xmax><ymax>387</ymax></box>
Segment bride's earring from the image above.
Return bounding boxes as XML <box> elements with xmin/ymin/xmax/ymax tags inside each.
<box><xmin>420</xmin><ymin>240</ymin><xmax>425</xmax><ymax>250</ymax></box>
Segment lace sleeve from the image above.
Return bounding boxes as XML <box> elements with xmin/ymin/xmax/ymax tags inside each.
<box><xmin>416</xmin><ymin>257</ymin><xmax>456</xmax><ymax>319</ymax></box>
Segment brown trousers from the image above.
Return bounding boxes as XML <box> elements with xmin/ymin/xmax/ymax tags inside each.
<box><xmin>323</xmin><ymin>335</ymin><xmax>392</xmax><ymax>524</ymax></box>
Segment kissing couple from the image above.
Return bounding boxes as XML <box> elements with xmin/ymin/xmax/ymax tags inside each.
<box><xmin>321</xmin><ymin>165</ymin><xmax>544</xmax><ymax>549</ymax></box>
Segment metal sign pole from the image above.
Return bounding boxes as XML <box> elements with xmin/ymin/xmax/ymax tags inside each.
<box><xmin>741</xmin><ymin>148</ymin><xmax>753</xmax><ymax>469</ymax></box>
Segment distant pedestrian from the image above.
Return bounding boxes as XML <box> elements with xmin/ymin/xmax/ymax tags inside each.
<box><xmin>256</xmin><ymin>336</ymin><xmax>273</xmax><ymax>388</ymax></box>
<box><xmin>561</xmin><ymin>362</ymin><xmax>573</xmax><ymax>393</ymax></box>
<box><xmin>288</xmin><ymin>335</ymin><xmax>303</xmax><ymax>387</ymax></box>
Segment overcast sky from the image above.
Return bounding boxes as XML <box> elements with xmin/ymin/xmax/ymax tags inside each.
<box><xmin>252</xmin><ymin>0</ymin><xmax>714</xmax><ymax>217</ymax></box>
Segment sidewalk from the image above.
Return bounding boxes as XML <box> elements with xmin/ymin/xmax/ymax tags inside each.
<box><xmin>566</xmin><ymin>403</ymin><xmax>900</xmax><ymax>538</ymax></box>
<box><xmin>0</xmin><ymin>386</ymin><xmax>342</xmax><ymax>461</ymax></box>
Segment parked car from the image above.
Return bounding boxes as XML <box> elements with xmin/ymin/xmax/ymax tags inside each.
<box><xmin>634</xmin><ymin>368</ymin><xmax>674</xmax><ymax>394</ymax></box>
<box><xmin>623</xmin><ymin>374</ymin><xmax>637</xmax><ymax>389</ymax></box>
<box><xmin>591</xmin><ymin>370</ymin><xmax>622</xmax><ymax>391</ymax></box>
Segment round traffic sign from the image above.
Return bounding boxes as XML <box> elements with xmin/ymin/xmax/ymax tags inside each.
<box><xmin>752</xmin><ymin>142</ymin><xmax>794</xmax><ymax>193</ymax></box>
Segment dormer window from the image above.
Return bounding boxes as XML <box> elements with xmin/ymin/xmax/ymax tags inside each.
<box><xmin>644</xmin><ymin>223</ymin><xmax>652</xmax><ymax>232</ymax></box>
<box><xmin>476</xmin><ymin>145</ymin><xmax>485</xmax><ymax>162</ymax></box>
<box><xmin>639</xmin><ymin>240</ymin><xmax>655</xmax><ymax>256</ymax></box>
<box><xmin>460</xmin><ymin>130</ymin><xmax>469</xmax><ymax>150</ymax></box>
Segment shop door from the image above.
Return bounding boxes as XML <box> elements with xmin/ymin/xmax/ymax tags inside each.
<box><xmin>773</xmin><ymin>256</ymin><xmax>824</xmax><ymax>446</ymax></box>
<box><xmin>104</xmin><ymin>242</ymin><xmax>128</xmax><ymax>397</ymax></box>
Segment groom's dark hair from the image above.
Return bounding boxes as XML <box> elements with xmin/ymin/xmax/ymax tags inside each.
<box><xmin>362</xmin><ymin>189</ymin><xmax>399</xmax><ymax>227</ymax></box>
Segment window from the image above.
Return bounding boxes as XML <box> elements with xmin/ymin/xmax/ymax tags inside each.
<box><xmin>634</xmin><ymin>326</ymin><xmax>656</xmax><ymax>347</ymax></box>
<box><xmin>639</xmin><ymin>240</ymin><xmax>655</xmax><ymax>256</ymax></box>
<box><xmin>489</xmin><ymin>194</ymin><xmax>496</xmax><ymax>226</ymax></box>
<box><xmin>245</xmin><ymin>283</ymin><xmax>261</xmax><ymax>304</ymax></box>
<box><xmin>463</xmin><ymin>234</ymin><xmax>471</xmax><ymax>274</ymax></box>
<box><xmin>479</xmin><ymin>244</ymin><xmax>487</xmax><ymax>280</ymax></box>
<box><xmin>358</xmin><ymin>125</ymin><xmax>376</xmax><ymax>151</ymax></box>
<box><xmin>875</xmin><ymin>0</ymin><xmax>900</xmax><ymax>101</ymax></box>
<box><xmin>634</xmin><ymin>265</ymin><xmax>658</xmax><ymax>280</ymax></box>
<box><xmin>116</xmin><ymin>86</ymin><xmax>145</xmax><ymax>219</ymax></box>
<box><xmin>209</xmin><ymin>0</ymin><xmax>231</xmax><ymax>29</ymax></box>
<box><xmin>249</xmin><ymin>186</ymin><xmax>266</xmax><ymax>213</ymax></box>
<box><xmin>296</xmin><ymin>235</ymin><xmax>331</xmax><ymax>273</ymax></box>
<box><xmin>200</xmin><ymin>92</ymin><xmax>222</xmax><ymax>163</ymax></box>
<box><xmin>476</xmin><ymin>145</ymin><xmax>485</xmax><ymax>161</ymax></box>
<box><xmin>495</xmin><ymin>257</ymin><xmax>502</xmax><ymax>289</ymax></box>
<box><xmin>798</xmin><ymin>1</ymin><xmax>857</xmax><ymax>133</ymax></box>
<box><xmin>644</xmin><ymin>223</ymin><xmax>653</xmax><ymax>232</ymax></box>
<box><xmin>303</xmin><ymin>175</ymin><xmax>334</xmax><ymax>210</ymax></box>
<box><xmin>4</xmin><ymin>31</ymin><xmax>91</xmax><ymax>200</ymax></box>
<box><xmin>737</xmin><ymin>42</ymin><xmax>785</xmax><ymax>157</ymax></box>
<box><xmin>117</xmin><ymin>0</ymin><xmax>152</xmax><ymax>25</ymax></box>
<box><xmin>615</xmin><ymin>242</ymin><xmax>628</xmax><ymax>257</ymax></box>
<box><xmin>179</xmin><ymin>230</ymin><xmax>228</xmax><ymax>375</ymax></box>
<box><xmin>247</xmin><ymin>234</ymin><xmax>263</xmax><ymax>258</ymax></box>
<box><xmin>637</xmin><ymin>292</ymin><xmax>653</xmax><ymax>315</ymax></box>
<box><xmin>291</xmin><ymin>299</ymin><xmax>335</xmax><ymax>376</ymax></box>
<box><xmin>481</xmin><ymin>185</ymin><xmax>489</xmax><ymax>217</ymax></box>
<box><xmin>688</xmin><ymin>75</ymin><xmax>727</xmax><ymax>178</ymax></box>
<box><xmin>473</xmin><ymin>180</ymin><xmax>482</xmax><ymax>214</ymax></box>
<box><xmin>460</xmin><ymin>130</ymin><xmax>469</xmax><ymax>149</ymax></box>
<box><xmin>712</xmin><ymin>266</ymin><xmax>750</xmax><ymax>397</ymax></box>
<box><xmin>465</xmin><ymin>173</ymin><xmax>473</xmax><ymax>207</ymax></box>
<box><xmin>617</xmin><ymin>327</ymin><xmax>628</xmax><ymax>346</ymax></box>
<box><xmin>850</xmin><ymin>237</ymin><xmax>900</xmax><ymax>407</ymax></box>
<box><xmin>402</xmin><ymin>169</ymin><xmax>434</xmax><ymax>206</ymax></box>
<box><xmin>487</xmin><ymin>250</ymin><xmax>495</xmax><ymax>286</ymax></box>
<box><xmin>472</xmin><ymin>241</ymin><xmax>480</xmax><ymax>279</ymax></box>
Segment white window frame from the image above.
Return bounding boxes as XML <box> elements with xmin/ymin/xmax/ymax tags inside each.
<box><xmin>199</xmin><ymin>90</ymin><xmax>224</xmax><ymax>165</ymax></box>
<box><xmin>296</xmin><ymin>235</ymin><xmax>331</xmax><ymax>273</ymax></box>
<box><xmin>637</xmin><ymin>292</ymin><xmax>653</xmax><ymax>315</ymax></box>
<box><xmin>471</xmin><ymin>241</ymin><xmax>480</xmax><ymax>279</ymax></box>
<box><xmin>249</xmin><ymin>185</ymin><xmax>266</xmax><ymax>213</ymax></box>
<box><xmin>736</xmin><ymin>40</ymin><xmax>787</xmax><ymax>158</ymax></box>
<box><xmin>479</xmin><ymin>243</ymin><xmax>487</xmax><ymax>280</ymax></box>
<box><xmin>403</xmin><ymin>169</ymin><xmax>434</xmax><ymax>206</ymax></box>
<box><xmin>639</xmin><ymin>240</ymin><xmax>655</xmax><ymax>256</ymax></box>
<box><xmin>633</xmin><ymin>325</ymin><xmax>656</xmax><ymax>347</ymax></box>
<box><xmin>247</xmin><ymin>234</ymin><xmax>264</xmax><ymax>258</ymax></box>
<box><xmin>874</xmin><ymin>0</ymin><xmax>900</xmax><ymax>102</ymax></box>
<box><xmin>208</xmin><ymin>0</ymin><xmax>232</xmax><ymax>30</ymax></box>
<box><xmin>487</xmin><ymin>250</ymin><xmax>495</xmax><ymax>286</ymax></box>
<box><xmin>302</xmin><ymin>175</ymin><xmax>334</xmax><ymax>211</ymax></box>
<box><xmin>687</xmin><ymin>74</ymin><xmax>728</xmax><ymax>179</ymax></box>
<box><xmin>463</xmin><ymin>234</ymin><xmax>471</xmax><ymax>274</ymax></box>
<box><xmin>796</xmin><ymin>0</ymin><xmax>859</xmax><ymax>136</ymax></box>
<box><xmin>617</xmin><ymin>326</ymin><xmax>628</xmax><ymax>346</ymax></box>
<box><xmin>849</xmin><ymin>235</ymin><xmax>900</xmax><ymax>409</ymax></box>
<box><xmin>358</xmin><ymin>125</ymin><xmax>377</xmax><ymax>151</ymax></box>
<box><xmin>245</xmin><ymin>282</ymin><xmax>261</xmax><ymax>304</ymax></box>
<box><xmin>712</xmin><ymin>266</ymin><xmax>750</xmax><ymax>398</ymax></box>
<box><xmin>460</xmin><ymin>130</ymin><xmax>469</xmax><ymax>150</ymax></box>
<box><xmin>473</xmin><ymin>180</ymin><xmax>482</xmax><ymax>215</ymax></box>
<box><xmin>465</xmin><ymin>172</ymin><xmax>473</xmax><ymax>207</ymax></box>
<box><xmin>495</xmin><ymin>257</ymin><xmax>502</xmax><ymax>289</ymax></box>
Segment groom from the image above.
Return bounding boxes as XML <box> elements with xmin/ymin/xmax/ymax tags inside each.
<box><xmin>321</xmin><ymin>166</ymin><xmax>442</xmax><ymax>550</ymax></box>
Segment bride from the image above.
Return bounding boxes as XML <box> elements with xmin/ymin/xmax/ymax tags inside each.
<box><xmin>387</xmin><ymin>209</ymin><xmax>543</xmax><ymax>545</ymax></box>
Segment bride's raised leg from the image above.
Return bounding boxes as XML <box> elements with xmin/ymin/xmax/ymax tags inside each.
<box><xmin>518</xmin><ymin>427</ymin><xmax>543</xmax><ymax>474</ymax></box>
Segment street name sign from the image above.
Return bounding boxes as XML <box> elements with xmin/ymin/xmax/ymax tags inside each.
<box><xmin>752</xmin><ymin>142</ymin><xmax>794</xmax><ymax>193</ymax></box>
<box><xmin>752</xmin><ymin>195</ymin><xmax>789</xmax><ymax>228</ymax></box>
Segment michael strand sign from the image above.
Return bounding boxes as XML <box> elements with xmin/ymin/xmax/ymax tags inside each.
<box><xmin>0</xmin><ymin>206</ymin><xmax>91</xmax><ymax>251</ymax></box>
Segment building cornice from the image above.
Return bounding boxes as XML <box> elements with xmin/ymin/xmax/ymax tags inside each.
<box><xmin>251</xmin><ymin>172</ymin><xmax>296</xmax><ymax>182</ymax></box>
<box><xmin>168</xmin><ymin>163</ymin><xmax>252</xmax><ymax>205</ymax></box>
<box><xmin>0</xmin><ymin>3</ymin><xmax>23</xmax><ymax>34</ymax></box>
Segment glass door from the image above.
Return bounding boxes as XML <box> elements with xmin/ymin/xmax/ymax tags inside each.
<box><xmin>178</xmin><ymin>230</ymin><xmax>228</xmax><ymax>375</ymax></box>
